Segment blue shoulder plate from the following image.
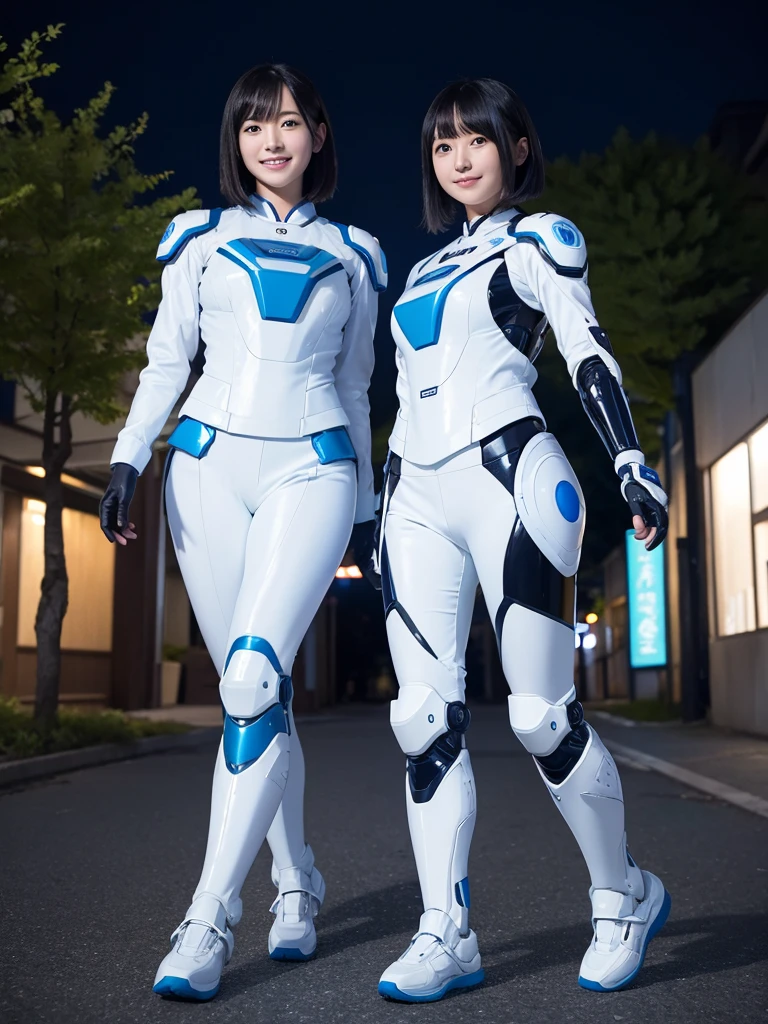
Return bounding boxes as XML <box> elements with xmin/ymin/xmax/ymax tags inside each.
<box><xmin>330</xmin><ymin>222</ymin><xmax>387</xmax><ymax>292</ymax></box>
<box><xmin>157</xmin><ymin>209</ymin><xmax>223</xmax><ymax>264</ymax></box>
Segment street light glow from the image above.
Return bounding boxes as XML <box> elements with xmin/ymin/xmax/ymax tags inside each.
<box><xmin>586</xmin><ymin>612</ymin><xmax>599</xmax><ymax>624</ymax></box>
<box><xmin>336</xmin><ymin>565</ymin><xmax>363</xmax><ymax>579</ymax></box>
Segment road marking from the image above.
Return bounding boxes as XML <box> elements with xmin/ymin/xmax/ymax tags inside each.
<box><xmin>605</xmin><ymin>740</ymin><xmax>768</xmax><ymax>821</ymax></box>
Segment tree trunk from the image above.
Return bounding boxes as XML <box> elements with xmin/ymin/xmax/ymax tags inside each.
<box><xmin>33</xmin><ymin>392</ymin><xmax>73</xmax><ymax>732</ymax></box>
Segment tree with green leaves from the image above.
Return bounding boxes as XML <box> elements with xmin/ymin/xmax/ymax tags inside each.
<box><xmin>0</xmin><ymin>25</ymin><xmax>199</xmax><ymax>730</ymax></box>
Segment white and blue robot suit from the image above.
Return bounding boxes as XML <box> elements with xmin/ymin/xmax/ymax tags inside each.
<box><xmin>377</xmin><ymin>210</ymin><xmax>670</xmax><ymax>1000</ymax></box>
<box><xmin>103</xmin><ymin>195</ymin><xmax>386</xmax><ymax>998</ymax></box>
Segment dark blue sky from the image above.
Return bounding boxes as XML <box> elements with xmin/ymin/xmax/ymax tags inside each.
<box><xmin>5</xmin><ymin>1</ymin><xmax>764</xmax><ymax>424</ymax></box>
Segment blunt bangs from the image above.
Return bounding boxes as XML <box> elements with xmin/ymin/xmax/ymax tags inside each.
<box><xmin>219</xmin><ymin>64</ymin><xmax>337</xmax><ymax>208</ymax></box>
<box><xmin>421</xmin><ymin>78</ymin><xmax>545</xmax><ymax>233</ymax></box>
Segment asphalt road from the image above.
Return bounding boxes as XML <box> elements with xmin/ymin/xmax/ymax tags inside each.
<box><xmin>1</xmin><ymin>705</ymin><xmax>767</xmax><ymax>1024</ymax></box>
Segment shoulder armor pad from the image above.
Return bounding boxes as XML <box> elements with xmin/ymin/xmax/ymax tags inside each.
<box><xmin>331</xmin><ymin>222</ymin><xmax>388</xmax><ymax>292</ymax></box>
<box><xmin>156</xmin><ymin>208</ymin><xmax>223</xmax><ymax>263</ymax></box>
<box><xmin>511</xmin><ymin>213</ymin><xmax>587</xmax><ymax>278</ymax></box>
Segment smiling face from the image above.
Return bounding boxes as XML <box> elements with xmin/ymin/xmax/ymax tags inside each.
<box><xmin>432</xmin><ymin>121</ymin><xmax>529</xmax><ymax>219</ymax></box>
<box><xmin>238</xmin><ymin>83</ymin><xmax>326</xmax><ymax>205</ymax></box>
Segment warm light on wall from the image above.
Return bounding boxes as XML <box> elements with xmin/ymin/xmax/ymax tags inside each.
<box><xmin>336</xmin><ymin>565</ymin><xmax>363</xmax><ymax>579</ymax></box>
<box><xmin>24</xmin><ymin>465</ymin><xmax>102</xmax><ymax>495</ymax></box>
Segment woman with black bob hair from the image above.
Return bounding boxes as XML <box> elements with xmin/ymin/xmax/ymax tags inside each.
<box><xmin>377</xmin><ymin>78</ymin><xmax>670</xmax><ymax>1002</ymax></box>
<box><xmin>100</xmin><ymin>63</ymin><xmax>386</xmax><ymax>1000</ymax></box>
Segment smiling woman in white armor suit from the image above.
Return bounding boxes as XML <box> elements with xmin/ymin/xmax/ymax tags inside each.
<box><xmin>375</xmin><ymin>78</ymin><xmax>670</xmax><ymax>1003</ymax></box>
<box><xmin>99</xmin><ymin>63</ymin><xmax>386</xmax><ymax>1001</ymax></box>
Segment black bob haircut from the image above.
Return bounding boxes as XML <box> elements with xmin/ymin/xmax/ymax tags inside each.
<box><xmin>220</xmin><ymin>64</ymin><xmax>337</xmax><ymax>208</ymax></box>
<box><xmin>421</xmin><ymin>79</ymin><xmax>545</xmax><ymax>233</ymax></box>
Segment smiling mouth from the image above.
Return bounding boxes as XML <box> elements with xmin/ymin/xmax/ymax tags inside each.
<box><xmin>261</xmin><ymin>157</ymin><xmax>292</xmax><ymax>167</ymax></box>
<box><xmin>454</xmin><ymin>176</ymin><xmax>481</xmax><ymax>186</ymax></box>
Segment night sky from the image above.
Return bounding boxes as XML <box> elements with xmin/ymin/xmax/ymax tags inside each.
<box><xmin>4</xmin><ymin>1</ymin><xmax>764</xmax><ymax>431</ymax></box>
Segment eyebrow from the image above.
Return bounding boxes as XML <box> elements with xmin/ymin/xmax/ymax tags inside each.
<box><xmin>243</xmin><ymin>110</ymin><xmax>301</xmax><ymax>124</ymax></box>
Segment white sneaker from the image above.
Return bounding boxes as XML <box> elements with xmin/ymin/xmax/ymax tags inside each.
<box><xmin>579</xmin><ymin>870</ymin><xmax>671</xmax><ymax>991</ymax></box>
<box><xmin>153</xmin><ymin>893</ymin><xmax>234</xmax><ymax>1001</ymax></box>
<box><xmin>268</xmin><ymin>844</ymin><xmax>325</xmax><ymax>961</ymax></box>
<box><xmin>378</xmin><ymin>909</ymin><xmax>484</xmax><ymax>1003</ymax></box>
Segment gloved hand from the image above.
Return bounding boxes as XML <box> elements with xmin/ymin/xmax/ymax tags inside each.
<box><xmin>618</xmin><ymin>462</ymin><xmax>669</xmax><ymax>551</ymax></box>
<box><xmin>350</xmin><ymin>519</ymin><xmax>380</xmax><ymax>590</ymax></box>
<box><xmin>100</xmin><ymin>463</ymin><xmax>139</xmax><ymax>545</ymax></box>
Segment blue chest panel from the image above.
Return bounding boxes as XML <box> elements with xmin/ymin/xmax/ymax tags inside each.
<box><xmin>217</xmin><ymin>238</ymin><xmax>343</xmax><ymax>323</ymax></box>
<box><xmin>394</xmin><ymin>254</ymin><xmax>504</xmax><ymax>350</ymax></box>
<box><xmin>393</xmin><ymin>289</ymin><xmax>448</xmax><ymax>350</ymax></box>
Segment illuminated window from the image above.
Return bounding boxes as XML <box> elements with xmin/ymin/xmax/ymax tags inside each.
<box><xmin>750</xmin><ymin>421</ymin><xmax>768</xmax><ymax>514</ymax></box>
<box><xmin>754</xmin><ymin>521</ymin><xmax>768</xmax><ymax>630</ymax></box>
<box><xmin>710</xmin><ymin>444</ymin><xmax>755</xmax><ymax>635</ymax></box>
<box><xmin>17</xmin><ymin>499</ymin><xmax>115</xmax><ymax>650</ymax></box>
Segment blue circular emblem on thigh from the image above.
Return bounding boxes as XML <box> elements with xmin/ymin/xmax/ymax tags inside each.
<box><xmin>555</xmin><ymin>480</ymin><xmax>581</xmax><ymax>522</ymax></box>
<box><xmin>552</xmin><ymin>221</ymin><xmax>580</xmax><ymax>247</ymax></box>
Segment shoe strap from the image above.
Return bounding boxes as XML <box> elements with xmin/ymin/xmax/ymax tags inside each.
<box><xmin>269</xmin><ymin>891</ymin><xmax>320</xmax><ymax>917</ymax></box>
<box><xmin>414</xmin><ymin>908</ymin><xmax>460</xmax><ymax>949</ymax></box>
<box><xmin>274</xmin><ymin>865</ymin><xmax>323</xmax><ymax>900</ymax></box>
<box><xmin>171</xmin><ymin>916</ymin><xmax>228</xmax><ymax>946</ymax></box>
<box><xmin>590</xmin><ymin>888</ymin><xmax>637</xmax><ymax>923</ymax></box>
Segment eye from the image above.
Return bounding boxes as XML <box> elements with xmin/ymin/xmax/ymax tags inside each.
<box><xmin>281</xmin><ymin>119</ymin><xmax>300</xmax><ymax>128</ymax></box>
<box><xmin>434</xmin><ymin>142</ymin><xmax>451</xmax><ymax>154</ymax></box>
<box><xmin>471</xmin><ymin>136</ymin><xmax>487</xmax><ymax>146</ymax></box>
<box><xmin>243</xmin><ymin>124</ymin><xmax>261</xmax><ymax>134</ymax></box>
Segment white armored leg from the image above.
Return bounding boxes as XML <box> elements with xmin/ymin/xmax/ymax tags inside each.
<box><xmin>378</xmin><ymin>472</ymin><xmax>484</xmax><ymax>1002</ymax></box>
<box><xmin>398</xmin><ymin>681</ymin><xmax>477</xmax><ymax>937</ymax></box>
<box><xmin>266</xmin><ymin>708</ymin><xmax>307</xmax><ymax>871</ymax></box>
<box><xmin>503</xmin><ymin>607</ymin><xmax>671</xmax><ymax>993</ymax></box>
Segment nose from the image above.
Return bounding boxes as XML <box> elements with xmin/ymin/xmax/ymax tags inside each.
<box><xmin>454</xmin><ymin>145</ymin><xmax>471</xmax><ymax>173</ymax></box>
<box><xmin>263</xmin><ymin>125</ymin><xmax>284</xmax><ymax>151</ymax></box>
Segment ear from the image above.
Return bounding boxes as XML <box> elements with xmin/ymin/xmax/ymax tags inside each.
<box><xmin>514</xmin><ymin>137</ymin><xmax>529</xmax><ymax>166</ymax></box>
<box><xmin>313</xmin><ymin>122</ymin><xmax>327</xmax><ymax>154</ymax></box>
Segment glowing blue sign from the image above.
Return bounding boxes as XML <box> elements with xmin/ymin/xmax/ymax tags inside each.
<box><xmin>625</xmin><ymin>531</ymin><xmax>667</xmax><ymax>669</ymax></box>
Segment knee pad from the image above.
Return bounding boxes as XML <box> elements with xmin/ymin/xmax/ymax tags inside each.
<box><xmin>220</xmin><ymin>635</ymin><xmax>292</xmax><ymax>772</ymax></box>
<box><xmin>507</xmin><ymin>686</ymin><xmax>579</xmax><ymax>757</ymax></box>
<box><xmin>391</xmin><ymin>685</ymin><xmax>471</xmax><ymax>803</ymax></box>
<box><xmin>220</xmin><ymin>635</ymin><xmax>292</xmax><ymax>720</ymax></box>
<box><xmin>390</xmin><ymin>684</ymin><xmax>467</xmax><ymax>755</ymax></box>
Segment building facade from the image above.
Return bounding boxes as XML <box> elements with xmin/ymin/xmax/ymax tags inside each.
<box><xmin>692</xmin><ymin>292</ymin><xmax>768</xmax><ymax>734</ymax></box>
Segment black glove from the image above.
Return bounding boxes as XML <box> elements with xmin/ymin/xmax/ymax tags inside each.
<box><xmin>619</xmin><ymin>462</ymin><xmax>669</xmax><ymax>551</ymax></box>
<box><xmin>350</xmin><ymin>519</ymin><xmax>380</xmax><ymax>590</ymax></box>
<box><xmin>100</xmin><ymin>463</ymin><xmax>138</xmax><ymax>542</ymax></box>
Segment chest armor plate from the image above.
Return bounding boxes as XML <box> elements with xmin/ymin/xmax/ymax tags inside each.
<box><xmin>393</xmin><ymin>235</ymin><xmax>547</xmax><ymax>369</ymax></box>
<box><xmin>203</xmin><ymin>234</ymin><xmax>350</xmax><ymax>362</ymax></box>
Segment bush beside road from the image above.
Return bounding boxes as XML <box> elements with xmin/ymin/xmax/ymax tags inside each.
<box><xmin>0</xmin><ymin>697</ymin><xmax>191</xmax><ymax>761</ymax></box>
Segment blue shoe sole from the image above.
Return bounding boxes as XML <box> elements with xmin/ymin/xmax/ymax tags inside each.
<box><xmin>269</xmin><ymin>946</ymin><xmax>316</xmax><ymax>962</ymax></box>
<box><xmin>578</xmin><ymin>888</ymin><xmax>672</xmax><ymax>992</ymax></box>
<box><xmin>378</xmin><ymin>968</ymin><xmax>485</xmax><ymax>1003</ymax></box>
<box><xmin>153</xmin><ymin>976</ymin><xmax>220</xmax><ymax>1001</ymax></box>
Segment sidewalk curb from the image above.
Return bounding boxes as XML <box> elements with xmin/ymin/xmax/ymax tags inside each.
<box><xmin>0</xmin><ymin>713</ymin><xmax>346</xmax><ymax>789</ymax></box>
<box><xmin>0</xmin><ymin>727</ymin><xmax>222</xmax><ymax>788</ymax></box>
<box><xmin>605</xmin><ymin>739</ymin><xmax>768</xmax><ymax>821</ymax></box>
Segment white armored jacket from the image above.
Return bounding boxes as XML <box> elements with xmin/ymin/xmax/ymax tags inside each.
<box><xmin>111</xmin><ymin>195</ymin><xmax>387</xmax><ymax>522</ymax></box>
<box><xmin>389</xmin><ymin>207</ymin><xmax>624</xmax><ymax>467</ymax></box>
